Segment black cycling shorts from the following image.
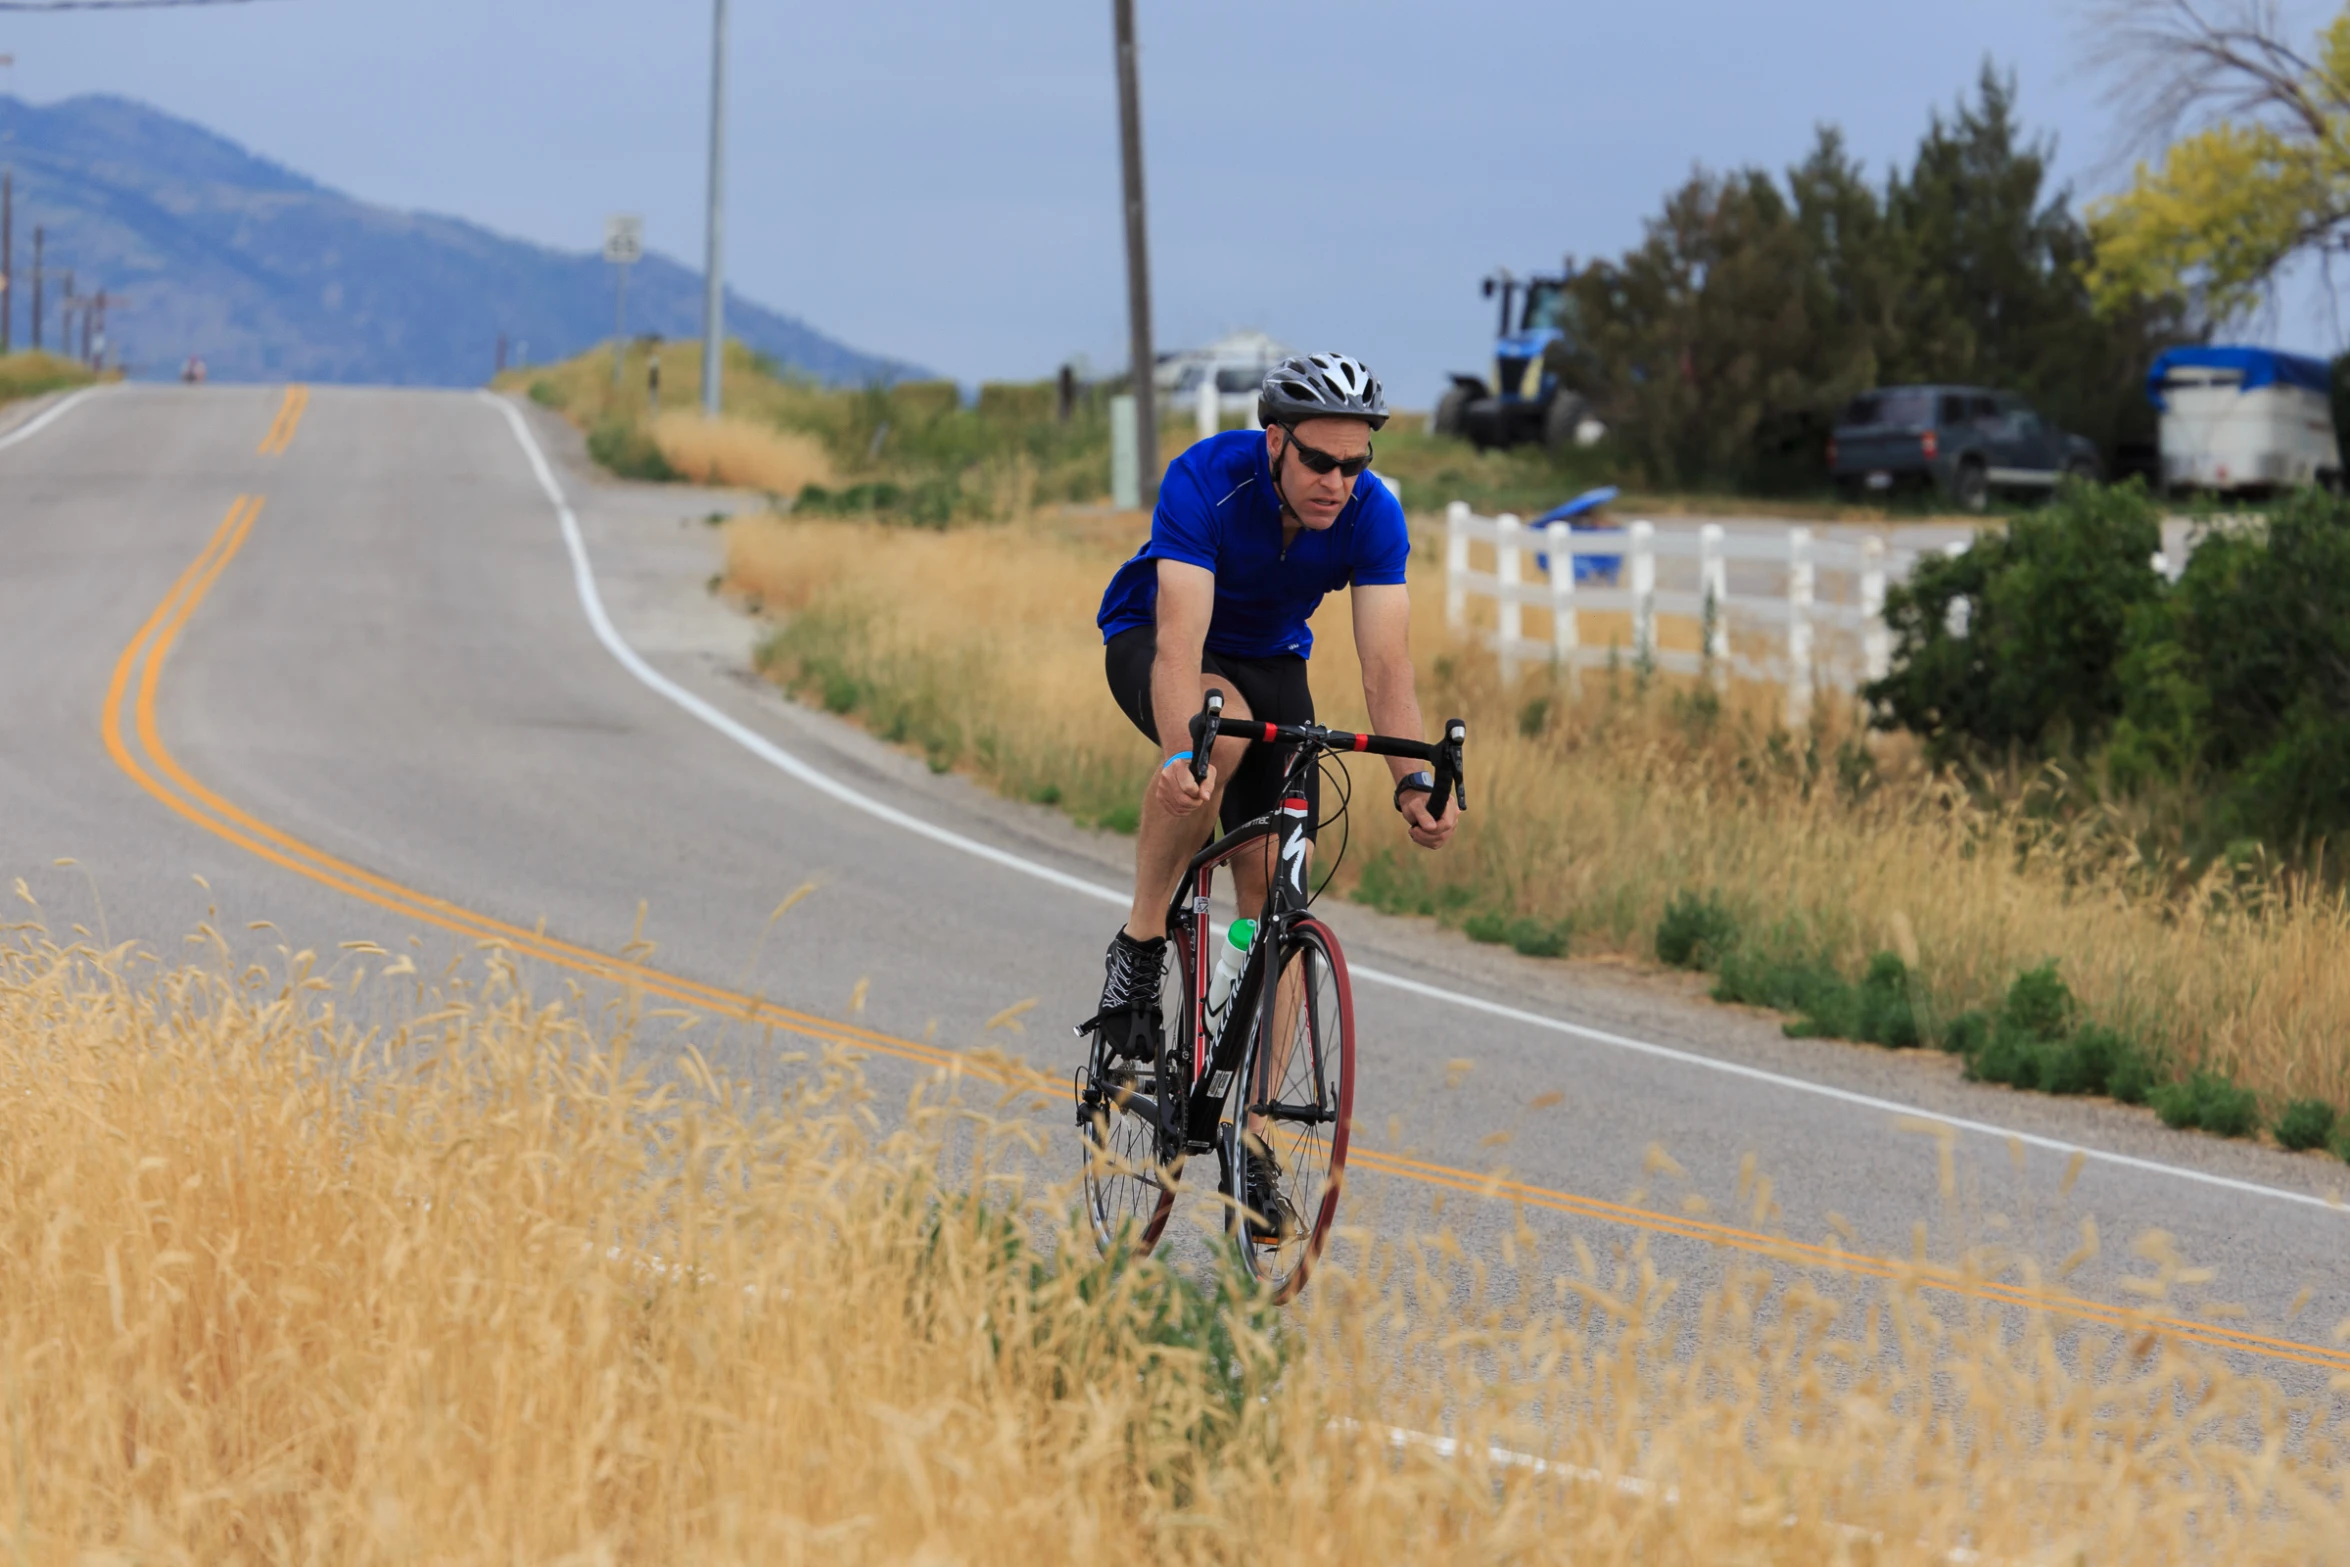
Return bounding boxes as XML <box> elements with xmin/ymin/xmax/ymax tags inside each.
<box><xmin>1105</xmin><ymin>625</ymin><xmax>1318</xmax><ymax>839</ymax></box>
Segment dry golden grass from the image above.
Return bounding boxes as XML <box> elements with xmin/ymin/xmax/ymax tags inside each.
<box><xmin>3</xmin><ymin>924</ymin><xmax>2346</xmax><ymax>1562</ymax></box>
<box><xmin>726</xmin><ymin>511</ymin><xmax>2350</xmax><ymax>1117</ymax></box>
<box><xmin>650</xmin><ymin>410</ymin><xmax>838</xmax><ymax>494</ymax></box>
<box><xmin>0</xmin><ymin>350</ymin><xmax>98</xmax><ymax>407</ymax></box>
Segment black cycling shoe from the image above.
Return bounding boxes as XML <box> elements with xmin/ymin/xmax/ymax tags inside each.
<box><xmin>1071</xmin><ymin>929</ymin><xmax>1167</xmax><ymax>1063</ymax></box>
<box><xmin>1243</xmin><ymin>1145</ymin><xmax>1295</xmax><ymax>1244</ymax></box>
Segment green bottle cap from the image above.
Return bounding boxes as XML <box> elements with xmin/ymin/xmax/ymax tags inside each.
<box><xmin>1226</xmin><ymin>918</ymin><xmax>1257</xmax><ymax>953</ymax></box>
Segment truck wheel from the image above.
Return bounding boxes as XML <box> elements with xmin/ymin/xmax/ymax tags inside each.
<box><xmin>1432</xmin><ymin>387</ymin><xmax>1471</xmax><ymax>440</ymax></box>
<box><xmin>1543</xmin><ymin>391</ymin><xmax>1589</xmax><ymax>454</ymax></box>
<box><xmin>1950</xmin><ymin>459</ymin><xmax>1989</xmax><ymax>513</ymax></box>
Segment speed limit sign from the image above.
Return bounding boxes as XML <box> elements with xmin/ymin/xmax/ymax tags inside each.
<box><xmin>603</xmin><ymin>214</ymin><xmax>644</xmax><ymax>266</ymax></box>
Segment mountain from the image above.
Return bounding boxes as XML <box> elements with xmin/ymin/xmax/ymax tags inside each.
<box><xmin>0</xmin><ymin>95</ymin><xmax>924</xmax><ymax>386</ymax></box>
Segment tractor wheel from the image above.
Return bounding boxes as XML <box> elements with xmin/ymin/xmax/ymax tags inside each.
<box><xmin>1432</xmin><ymin>386</ymin><xmax>1472</xmax><ymax>440</ymax></box>
<box><xmin>1543</xmin><ymin>391</ymin><xmax>1589</xmax><ymax>453</ymax></box>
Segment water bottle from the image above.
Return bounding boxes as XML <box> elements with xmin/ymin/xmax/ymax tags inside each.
<box><xmin>1204</xmin><ymin>919</ymin><xmax>1256</xmax><ymax>1043</ymax></box>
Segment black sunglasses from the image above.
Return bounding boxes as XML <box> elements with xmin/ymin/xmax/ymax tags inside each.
<box><xmin>1278</xmin><ymin>425</ymin><xmax>1374</xmax><ymax>479</ymax></box>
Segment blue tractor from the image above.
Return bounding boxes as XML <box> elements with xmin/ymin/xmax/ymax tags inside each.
<box><xmin>1431</xmin><ymin>266</ymin><xmax>1592</xmax><ymax>452</ymax></box>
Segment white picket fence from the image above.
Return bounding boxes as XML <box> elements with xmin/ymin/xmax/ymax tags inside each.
<box><xmin>1441</xmin><ymin>502</ymin><xmax>1961</xmax><ymax>726</ymax></box>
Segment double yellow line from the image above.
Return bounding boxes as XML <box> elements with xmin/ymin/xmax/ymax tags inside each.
<box><xmin>94</xmin><ymin>405</ymin><xmax>2350</xmax><ymax>1377</ymax></box>
<box><xmin>257</xmin><ymin>386</ymin><xmax>309</xmax><ymax>455</ymax></box>
<box><xmin>104</xmin><ymin>494</ymin><xmax>981</xmax><ymax>1078</ymax></box>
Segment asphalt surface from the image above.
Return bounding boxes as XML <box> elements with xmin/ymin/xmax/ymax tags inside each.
<box><xmin>4</xmin><ymin>383</ymin><xmax>2347</xmax><ymax>1388</ymax></box>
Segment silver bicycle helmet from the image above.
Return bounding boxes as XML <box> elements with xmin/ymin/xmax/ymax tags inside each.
<box><xmin>1257</xmin><ymin>352</ymin><xmax>1389</xmax><ymax>431</ymax></box>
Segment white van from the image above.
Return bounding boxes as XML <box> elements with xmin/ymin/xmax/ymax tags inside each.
<box><xmin>1157</xmin><ymin>330</ymin><xmax>1290</xmax><ymax>422</ymax></box>
<box><xmin>2149</xmin><ymin>345</ymin><xmax>2340</xmax><ymax>494</ymax></box>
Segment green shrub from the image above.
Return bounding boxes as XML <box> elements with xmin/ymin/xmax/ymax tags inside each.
<box><xmin>587</xmin><ymin>419</ymin><xmax>678</xmax><ymax>481</ymax></box>
<box><xmin>2197</xmin><ymin>1077</ymin><xmax>2260</xmax><ymax>1139</ymax></box>
<box><xmin>2273</xmin><ymin>1098</ymin><xmax>2339</xmax><ymax>1152</ymax></box>
<box><xmin>1865</xmin><ymin>484</ymin><xmax>2162</xmax><ymax>758</ymax></box>
<box><xmin>1715</xmin><ymin>945</ymin><xmax>1845</xmax><ymax>1019</ymax></box>
<box><xmin>795</xmin><ymin>479</ymin><xmax>960</xmax><ymax>528</ymax></box>
<box><xmin>1778</xmin><ymin>951</ymin><xmax>1919</xmax><ymax>1048</ymax></box>
<box><xmin>2107</xmin><ymin>1048</ymin><xmax>2157</xmax><ymax>1106</ymax></box>
<box><xmin>2109</xmin><ymin>490</ymin><xmax>2350</xmax><ymax>855</ymax></box>
<box><xmin>1655</xmin><ymin>891</ymin><xmax>1739</xmax><ymax>970</ymax></box>
<box><xmin>1463</xmin><ymin>911</ymin><xmax>1510</xmax><ymax>945</ymax></box>
<box><xmin>1953</xmin><ymin>966</ymin><xmax>2156</xmax><ymax>1099</ymax></box>
<box><xmin>1968</xmin><ymin>1024</ymin><xmax>2048</xmax><ymax>1091</ymax></box>
<box><xmin>527</xmin><ymin>378</ymin><xmax>566</xmax><ymax>409</ymax></box>
<box><xmin>2149</xmin><ymin>1070</ymin><xmax>2259</xmax><ymax>1137</ymax></box>
<box><xmin>2001</xmin><ymin>962</ymin><xmax>2074</xmax><ymax>1041</ymax></box>
<box><xmin>1938</xmin><ymin>1009</ymin><xmax>1988</xmax><ymax>1055</ymax></box>
<box><xmin>1502</xmin><ymin>916</ymin><xmax>1570</xmax><ymax>959</ymax></box>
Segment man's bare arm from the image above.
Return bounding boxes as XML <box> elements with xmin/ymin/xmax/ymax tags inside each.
<box><xmin>1352</xmin><ymin>582</ymin><xmax>1456</xmax><ymax>847</ymax></box>
<box><xmin>1147</xmin><ymin>560</ymin><xmax>1219</xmax><ymax>818</ymax></box>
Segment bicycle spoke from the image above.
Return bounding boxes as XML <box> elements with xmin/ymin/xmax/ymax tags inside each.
<box><xmin>1226</xmin><ymin>918</ymin><xmax>1354</xmax><ymax>1303</ymax></box>
<box><xmin>1075</xmin><ymin>922</ymin><xmax>1191</xmax><ymax>1256</ymax></box>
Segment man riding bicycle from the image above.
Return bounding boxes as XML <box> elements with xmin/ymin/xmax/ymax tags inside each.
<box><xmin>1087</xmin><ymin>351</ymin><xmax>1459</xmax><ymax>1228</ymax></box>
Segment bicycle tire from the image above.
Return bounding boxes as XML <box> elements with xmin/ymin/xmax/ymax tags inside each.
<box><xmin>1223</xmin><ymin>916</ymin><xmax>1354</xmax><ymax>1302</ymax></box>
<box><xmin>1077</xmin><ymin>922</ymin><xmax>1190</xmax><ymax>1255</ymax></box>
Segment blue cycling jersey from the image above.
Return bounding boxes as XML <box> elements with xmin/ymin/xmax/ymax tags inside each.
<box><xmin>1095</xmin><ymin>429</ymin><xmax>1409</xmax><ymax>660</ymax></box>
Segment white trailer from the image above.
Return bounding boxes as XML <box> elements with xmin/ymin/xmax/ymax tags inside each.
<box><xmin>2149</xmin><ymin>345</ymin><xmax>2341</xmax><ymax>494</ymax></box>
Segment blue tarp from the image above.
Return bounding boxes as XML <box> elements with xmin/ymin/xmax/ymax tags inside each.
<box><xmin>1532</xmin><ymin>486</ymin><xmax>1622</xmax><ymax>582</ymax></box>
<box><xmin>2146</xmin><ymin>345</ymin><xmax>2334</xmax><ymax>410</ymax></box>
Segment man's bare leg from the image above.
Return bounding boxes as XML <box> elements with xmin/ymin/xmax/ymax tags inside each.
<box><xmin>1123</xmin><ymin>675</ymin><xmax>1252</xmax><ymax>941</ymax></box>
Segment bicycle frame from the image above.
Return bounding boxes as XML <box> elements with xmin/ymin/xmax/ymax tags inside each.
<box><xmin>1160</xmin><ymin>696</ymin><xmax>1465</xmax><ymax>1156</ymax></box>
<box><xmin>1161</xmin><ymin>747</ymin><xmax>1319</xmax><ymax>1155</ymax></box>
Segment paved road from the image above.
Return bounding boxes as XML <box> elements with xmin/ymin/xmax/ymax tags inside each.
<box><xmin>5</xmin><ymin>384</ymin><xmax>2346</xmax><ymax>1386</ymax></box>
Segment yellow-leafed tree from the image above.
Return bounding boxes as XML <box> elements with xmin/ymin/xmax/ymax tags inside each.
<box><xmin>2089</xmin><ymin>4</ymin><xmax>2350</xmax><ymax>320</ymax></box>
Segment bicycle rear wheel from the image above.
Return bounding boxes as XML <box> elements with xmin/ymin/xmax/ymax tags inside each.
<box><xmin>1077</xmin><ymin>923</ymin><xmax>1191</xmax><ymax>1255</ymax></box>
<box><xmin>1224</xmin><ymin>916</ymin><xmax>1354</xmax><ymax>1302</ymax></box>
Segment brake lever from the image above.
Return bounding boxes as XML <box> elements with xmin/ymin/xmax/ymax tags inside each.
<box><xmin>1186</xmin><ymin>689</ymin><xmax>1223</xmax><ymax>785</ymax></box>
<box><xmin>1435</xmin><ymin>718</ymin><xmax>1466</xmax><ymax>815</ymax></box>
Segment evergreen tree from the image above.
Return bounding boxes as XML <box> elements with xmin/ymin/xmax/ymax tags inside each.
<box><xmin>1554</xmin><ymin>67</ymin><xmax>2186</xmax><ymax>490</ymax></box>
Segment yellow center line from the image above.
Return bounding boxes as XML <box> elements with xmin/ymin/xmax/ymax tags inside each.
<box><xmin>101</xmin><ymin>498</ymin><xmax>2350</xmax><ymax>1377</ymax></box>
<box><xmin>257</xmin><ymin>385</ymin><xmax>309</xmax><ymax>455</ymax></box>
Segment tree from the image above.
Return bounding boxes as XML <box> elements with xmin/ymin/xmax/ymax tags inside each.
<box><xmin>2087</xmin><ymin>2</ymin><xmax>2350</xmax><ymax>324</ymax></box>
<box><xmin>1556</xmin><ymin>69</ymin><xmax>2182</xmax><ymax>489</ymax></box>
<box><xmin>1557</xmin><ymin>159</ymin><xmax>1837</xmax><ymax>487</ymax></box>
<box><xmin>1895</xmin><ymin>69</ymin><xmax>2182</xmax><ymax>449</ymax></box>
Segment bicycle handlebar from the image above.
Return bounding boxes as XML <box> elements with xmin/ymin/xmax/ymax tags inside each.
<box><xmin>1186</xmin><ymin>692</ymin><xmax>1467</xmax><ymax>817</ymax></box>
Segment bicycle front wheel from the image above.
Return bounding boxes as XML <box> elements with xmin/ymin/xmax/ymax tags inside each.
<box><xmin>1225</xmin><ymin>915</ymin><xmax>1355</xmax><ymax>1302</ymax></box>
<box><xmin>1077</xmin><ymin>922</ymin><xmax>1190</xmax><ymax>1256</ymax></box>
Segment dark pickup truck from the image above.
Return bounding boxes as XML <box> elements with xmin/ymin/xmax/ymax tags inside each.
<box><xmin>1829</xmin><ymin>385</ymin><xmax>2099</xmax><ymax>511</ymax></box>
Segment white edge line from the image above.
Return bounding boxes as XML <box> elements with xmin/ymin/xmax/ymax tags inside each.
<box><xmin>0</xmin><ymin>384</ymin><xmax>104</xmax><ymax>452</ymax></box>
<box><xmin>481</xmin><ymin>391</ymin><xmax>2346</xmax><ymax>1220</ymax></box>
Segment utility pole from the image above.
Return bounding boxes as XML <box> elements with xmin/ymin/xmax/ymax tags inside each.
<box><xmin>2</xmin><ymin>170</ymin><xmax>12</xmax><ymax>355</ymax></box>
<box><xmin>699</xmin><ymin>0</ymin><xmax>728</xmax><ymax>417</ymax></box>
<box><xmin>29</xmin><ymin>227</ymin><xmax>41</xmax><ymax>352</ymax></box>
<box><xmin>1112</xmin><ymin>0</ymin><xmax>1158</xmax><ymax>481</ymax></box>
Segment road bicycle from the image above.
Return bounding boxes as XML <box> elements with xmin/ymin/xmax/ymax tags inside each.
<box><xmin>1074</xmin><ymin>690</ymin><xmax>1466</xmax><ymax>1301</ymax></box>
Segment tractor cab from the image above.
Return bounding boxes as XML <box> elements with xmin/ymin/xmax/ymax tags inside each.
<box><xmin>1433</xmin><ymin>266</ymin><xmax>1595</xmax><ymax>452</ymax></box>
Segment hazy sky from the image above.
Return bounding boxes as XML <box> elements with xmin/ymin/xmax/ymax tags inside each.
<box><xmin>0</xmin><ymin>0</ymin><xmax>2338</xmax><ymax>398</ymax></box>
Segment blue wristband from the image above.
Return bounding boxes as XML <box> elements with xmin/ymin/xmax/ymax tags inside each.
<box><xmin>1163</xmin><ymin>750</ymin><xmax>1194</xmax><ymax>770</ymax></box>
